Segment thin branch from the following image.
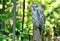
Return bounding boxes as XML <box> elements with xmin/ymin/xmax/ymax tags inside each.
<box><xmin>12</xmin><ymin>0</ymin><xmax>16</xmax><ymax>41</ymax></box>
<box><xmin>21</xmin><ymin>0</ymin><xmax>25</xmax><ymax>41</ymax></box>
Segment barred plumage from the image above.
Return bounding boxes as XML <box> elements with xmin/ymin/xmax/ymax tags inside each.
<box><xmin>32</xmin><ymin>2</ymin><xmax>45</xmax><ymax>31</ymax></box>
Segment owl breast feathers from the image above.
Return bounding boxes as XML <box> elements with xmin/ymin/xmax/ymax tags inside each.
<box><xmin>32</xmin><ymin>2</ymin><xmax>45</xmax><ymax>29</ymax></box>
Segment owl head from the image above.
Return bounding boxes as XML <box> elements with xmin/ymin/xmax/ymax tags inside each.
<box><xmin>32</xmin><ymin>2</ymin><xmax>42</xmax><ymax>11</ymax></box>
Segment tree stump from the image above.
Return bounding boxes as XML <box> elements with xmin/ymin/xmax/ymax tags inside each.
<box><xmin>33</xmin><ymin>26</ymin><xmax>42</xmax><ymax>41</ymax></box>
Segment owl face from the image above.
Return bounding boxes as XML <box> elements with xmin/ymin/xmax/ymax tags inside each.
<box><xmin>32</xmin><ymin>2</ymin><xmax>41</xmax><ymax>11</ymax></box>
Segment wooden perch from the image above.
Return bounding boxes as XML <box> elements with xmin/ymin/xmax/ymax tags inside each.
<box><xmin>33</xmin><ymin>26</ymin><xmax>42</xmax><ymax>41</ymax></box>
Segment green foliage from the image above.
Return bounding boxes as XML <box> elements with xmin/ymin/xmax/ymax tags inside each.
<box><xmin>0</xmin><ymin>0</ymin><xmax>60</xmax><ymax>41</ymax></box>
<box><xmin>0</xmin><ymin>34</ymin><xmax>7</xmax><ymax>41</ymax></box>
<box><xmin>44</xmin><ymin>0</ymin><xmax>60</xmax><ymax>36</ymax></box>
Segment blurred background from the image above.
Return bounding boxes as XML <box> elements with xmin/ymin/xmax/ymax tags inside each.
<box><xmin>0</xmin><ymin>0</ymin><xmax>60</xmax><ymax>41</ymax></box>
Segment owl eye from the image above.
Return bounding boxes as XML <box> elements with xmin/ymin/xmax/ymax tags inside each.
<box><xmin>36</xmin><ymin>6</ymin><xmax>38</xmax><ymax>7</ymax></box>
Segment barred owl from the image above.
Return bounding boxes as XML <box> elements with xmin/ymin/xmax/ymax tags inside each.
<box><xmin>32</xmin><ymin>2</ymin><xmax>45</xmax><ymax>32</ymax></box>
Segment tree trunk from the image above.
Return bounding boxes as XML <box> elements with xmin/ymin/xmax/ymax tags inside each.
<box><xmin>12</xmin><ymin>0</ymin><xmax>16</xmax><ymax>41</ymax></box>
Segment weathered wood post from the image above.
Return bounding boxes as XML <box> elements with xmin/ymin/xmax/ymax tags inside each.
<box><xmin>33</xmin><ymin>26</ymin><xmax>42</xmax><ymax>41</ymax></box>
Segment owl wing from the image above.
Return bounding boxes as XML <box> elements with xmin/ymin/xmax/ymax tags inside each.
<box><xmin>37</xmin><ymin>10</ymin><xmax>45</xmax><ymax>29</ymax></box>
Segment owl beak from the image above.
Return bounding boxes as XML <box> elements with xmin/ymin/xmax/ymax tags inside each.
<box><xmin>33</xmin><ymin>8</ymin><xmax>35</xmax><ymax>10</ymax></box>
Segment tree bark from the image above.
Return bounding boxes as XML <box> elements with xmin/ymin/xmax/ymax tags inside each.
<box><xmin>12</xmin><ymin>0</ymin><xmax>16</xmax><ymax>41</ymax></box>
